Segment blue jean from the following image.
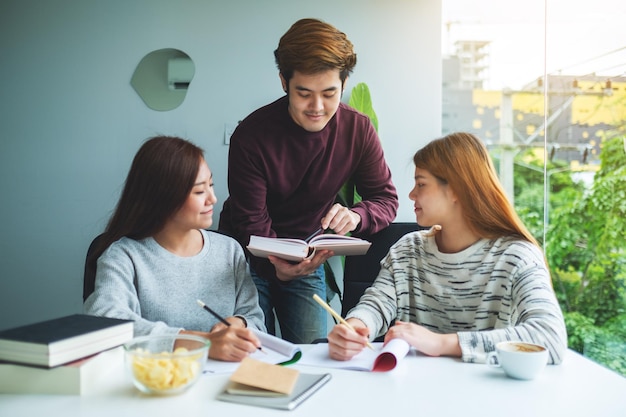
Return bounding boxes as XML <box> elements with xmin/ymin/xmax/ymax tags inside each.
<box><xmin>251</xmin><ymin>265</ymin><xmax>327</xmax><ymax>344</ymax></box>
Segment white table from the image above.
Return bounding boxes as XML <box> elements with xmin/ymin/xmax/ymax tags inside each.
<box><xmin>1</xmin><ymin>347</ymin><xmax>624</xmax><ymax>416</ymax></box>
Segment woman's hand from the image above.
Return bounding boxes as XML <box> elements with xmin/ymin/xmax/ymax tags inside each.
<box><xmin>327</xmin><ymin>318</ymin><xmax>370</xmax><ymax>361</ymax></box>
<box><xmin>268</xmin><ymin>250</ymin><xmax>333</xmax><ymax>282</ymax></box>
<box><xmin>210</xmin><ymin>316</ymin><xmax>246</xmax><ymax>333</ymax></box>
<box><xmin>181</xmin><ymin>326</ymin><xmax>261</xmax><ymax>362</ymax></box>
<box><xmin>384</xmin><ymin>320</ymin><xmax>461</xmax><ymax>357</ymax></box>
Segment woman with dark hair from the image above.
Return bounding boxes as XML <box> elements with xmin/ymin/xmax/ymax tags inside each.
<box><xmin>84</xmin><ymin>136</ymin><xmax>265</xmax><ymax>362</ymax></box>
<box><xmin>327</xmin><ymin>132</ymin><xmax>567</xmax><ymax>364</ymax></box>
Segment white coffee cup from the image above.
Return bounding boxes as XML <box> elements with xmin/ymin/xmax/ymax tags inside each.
<box><xmin>487</xmin><ymin>341</ymin><xmax>548</xmax><ymax>380</ymax></box>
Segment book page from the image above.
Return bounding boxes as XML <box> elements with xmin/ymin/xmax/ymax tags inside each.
<box><xmin>255</xmin><ymin>331</ymin><xmax>302</xmax><ymax>364</ymax></box>
<box><xmin>371</xmin><ymin>339</ymin><xmax>411</xmax><ymax>371</ymax></box>
<box><xmin>308</xmin><ymin>234</ymin><xmax>372</xmax><ymax>255</ymax></box>
<box><xmin>309</xmin><ymin>234</ymin><xmax>365</xmax><ymax>245</ymax></box>
<box><xmin>247</xmin><ymin>236</ymin><xmax>310</xmax><ymax>261</ymax></box>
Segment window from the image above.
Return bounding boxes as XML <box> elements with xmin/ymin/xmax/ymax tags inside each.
<box><xmin>443</xmin><ymin>0</ymin><xmax>626</xmax><ymax>376</ymax></box>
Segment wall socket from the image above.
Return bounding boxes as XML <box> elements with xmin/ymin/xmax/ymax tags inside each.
<box><xmin>224</xmin><ymin>122</ymin><xmax>237</xmax><ymax>145</ymax></box>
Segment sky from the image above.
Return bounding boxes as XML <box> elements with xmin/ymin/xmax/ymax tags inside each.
<box><xmin>442</xmin><ymin>0</ymin><xmax>626</xmax><ymax>90</ymax></box>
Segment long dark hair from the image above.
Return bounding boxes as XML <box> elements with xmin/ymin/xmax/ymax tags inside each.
<box><xmin>87</xmin><ymin>136</ymin><xmax>205</xmax><ymax>272</ymax></box>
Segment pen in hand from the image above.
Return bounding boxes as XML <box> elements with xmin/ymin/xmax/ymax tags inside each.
<box><xmin>196</xmin><ymin>299</ymin><xmax>266</xmax><ymax>354</ymax></box>
<box><xmin>312</xmin><ymin>294</ymin><xmax>374</xmax><ymax>350</ymax></box>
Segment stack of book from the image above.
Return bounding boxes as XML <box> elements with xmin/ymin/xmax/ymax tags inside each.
<box><xmin>0</xmin><ymin>314</ymin><xmax>133</xmax><ymax>395</ymax></box>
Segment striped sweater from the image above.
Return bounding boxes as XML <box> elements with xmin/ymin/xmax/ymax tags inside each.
<box><xmin>347</xmin><ymin>231</ymin><xmax>568</xmax><ymax>364</ymax></box>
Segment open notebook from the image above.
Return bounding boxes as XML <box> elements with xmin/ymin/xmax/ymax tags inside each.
<box><xmin>204</xmin><ymin>330</ymin><xmax>301</xmax><ymax>374</ymax></box>
<box><xmin>298</xmin><ymin>339</ymin><xmax>411</xmax><ymax>372</ymax></box>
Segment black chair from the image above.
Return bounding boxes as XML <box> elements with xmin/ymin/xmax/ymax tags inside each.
<box><xmin>83</xmin><ymin>233</ymin><xmax>105</xmax><ymax>302</ymax></box>
<box><xmin>341</xmin><ymin>222</ymin><xmax>423</xmax><ymax>316</ymax></box>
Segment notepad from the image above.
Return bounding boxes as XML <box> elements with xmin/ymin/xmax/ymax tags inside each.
<box><xmin>228</xmin><ymin>357</ymin><xmax>300</xmax><ymax>396</ymax></box>
<box><xmin>217</xmin><ymin>372</ymin><xmax>332</xmax><ymax>410</ymax></box>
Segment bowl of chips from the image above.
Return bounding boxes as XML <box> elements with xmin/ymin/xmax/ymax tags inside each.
<box><xmin>124</xmin><ymin>334</ymin><xmax>209</xmax><ymax>395</ymax></box>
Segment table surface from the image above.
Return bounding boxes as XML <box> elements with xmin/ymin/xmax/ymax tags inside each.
<box><xmin>1</xmin><ymin>346</ymin><xmax>625</xmax><ymax>417</ymax></box>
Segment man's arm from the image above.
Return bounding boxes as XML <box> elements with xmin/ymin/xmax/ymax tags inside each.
<box><xmin>349</xmin><ymin>123</ymin><xmax>399</xmax><ymax>235</ymax></box>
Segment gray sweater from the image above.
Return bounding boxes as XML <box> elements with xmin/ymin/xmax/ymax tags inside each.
<box><xmin>84</xmin><ymin>230</ymin><xmax>265</xmax><ymax>336</ymax></box>
<box><xmin>347</xmin><ymin>231</ymin><xmax>568</xmax><ymax>364</ymax></box>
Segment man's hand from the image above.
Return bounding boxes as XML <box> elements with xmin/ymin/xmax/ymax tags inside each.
<box><xmin>268</xmin><ymin>250</ymin><xmax>333</xmax><ymax>281</ymax></box>
<box><xmin>321</xmin><ymin>203</ymin><xmax>361</xmax><ymax>235</ymax></box>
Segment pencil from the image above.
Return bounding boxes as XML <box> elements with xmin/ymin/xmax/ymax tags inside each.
<box><xmin>312</xmin><ymin>294</ymin><xmax>374</xmax><ymax>350</ymax></box>
<box><xmin>196</xmin><ymin>299</ymin><xmax>266</xmax><ymax>354</ymax></box>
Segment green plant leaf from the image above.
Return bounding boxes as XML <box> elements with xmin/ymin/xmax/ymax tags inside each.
<box><xmin>349</xmin><ymin>82</ymin><xmax>378</xmax><ymax>133</ymax></box>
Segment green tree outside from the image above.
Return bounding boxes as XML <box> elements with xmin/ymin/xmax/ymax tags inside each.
<box><xmin>512</xmin><ymin>135</ymin><xmax>626</xmax><ymax>376</ymax></box>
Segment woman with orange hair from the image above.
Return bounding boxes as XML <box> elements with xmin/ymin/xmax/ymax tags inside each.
<box><xmin>328</xmin><ymin>132</ymin><xmax>567</xmax><ymax>364</ymax></box>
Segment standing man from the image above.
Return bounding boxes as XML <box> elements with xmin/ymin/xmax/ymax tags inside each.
<box><xmin>219</xmin><ymin>18</ymin><xmax>398</xmax><ymax>344</ymax></box>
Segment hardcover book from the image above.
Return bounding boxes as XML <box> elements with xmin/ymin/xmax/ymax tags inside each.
<box><xmin>0</xmin><ymin>314</ymin><xmax>133</xmax><ymax>367</ymax></box>
<box><xmin>247</xmin><ymin>234</ymin><xmax>371</xmax><ymax>262</ymax></box>
<box><xmin>0</xmin><ymin>346</ymin><xmax>124</xmax><ymax>395</ymax></box>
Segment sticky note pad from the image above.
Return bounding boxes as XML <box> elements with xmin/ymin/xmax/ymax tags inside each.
<box><xmin>229</xmin><ymin>357</ymin><xmax>299</xmax><ymax>395</ymax></box>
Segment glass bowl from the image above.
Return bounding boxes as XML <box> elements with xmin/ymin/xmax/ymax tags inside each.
<box><xmin>123</xmin><ymin>334</ymin><xmax>209</xmax><ymax>395</ymax></box>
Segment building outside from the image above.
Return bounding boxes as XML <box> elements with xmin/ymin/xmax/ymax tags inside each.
<box><xmin>443</xmin><ymin>41</ymin><xmax>625</xmax><ymax>169</ymax></box>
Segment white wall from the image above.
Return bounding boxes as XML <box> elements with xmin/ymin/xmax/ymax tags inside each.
<box><xmin>0</xmin><ymin>0</ymin><xmax>441</xmax><ymax>330</ymax></box>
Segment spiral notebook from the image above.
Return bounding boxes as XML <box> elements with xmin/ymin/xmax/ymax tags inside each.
<box><xmin>216</xmin><ymin>372</ymin><xmax>331</xmax><ymax>410</ymax></box>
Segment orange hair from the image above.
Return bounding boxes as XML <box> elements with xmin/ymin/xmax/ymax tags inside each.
<box><xmin>413</xmin><ymin>132</ymin><xmax>539</xmax><ymax>247</ymax></box>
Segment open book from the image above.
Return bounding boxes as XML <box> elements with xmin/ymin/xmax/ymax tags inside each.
<box><xmin>298</xmin><ymin>339</ymin><xmax>411</xmax><ymax>372</ymax></box>
<box><xmin>204</xmin><ymin>330</ymin><xmax>302</xmax><ymax>374</ymax></box>
<box><xmin>247</xmin><ymin>234</ymin><xmax>372</xmax><ymax>262</ymax></box>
